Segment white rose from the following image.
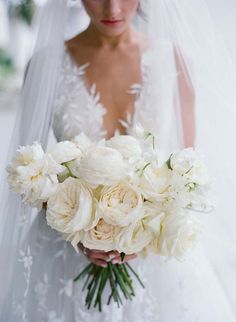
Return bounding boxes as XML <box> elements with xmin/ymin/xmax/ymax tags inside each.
<box><xmin>82</xmin><ymin>218</ymin><xmax>121</xmax><ymax>252</ymax></box>
<box><xmin>152</xmin><ymin>210</ymin><xmax>202</xmax><ymax>260</ymax></box>
<box><xmin>106</xmin><ymin>135</ymin><xmax>142</xmax><ymax>160</ymax></box>
<box><xmin>77</xmin><ymin>146</ymin><xmax>129</xmax><ymax>187</ymax></box>
<box><xmin>7</xmin><ymin>149</ymin><xmax>63</xmax><ymax>209</ymax></box>
<box><xmin>49</xmin><ymin>141</ymin><xmax>81</xmax><ymax>164</ymax></box>
<box><xmin>98</xmin><ymin>182</ymin><xmax>143</xmax><ymax>227</ymax></box>
<box><xmin>46</xmin><ymin>177</ymin><xmax>98</xmax><ymax>235</ymax></box>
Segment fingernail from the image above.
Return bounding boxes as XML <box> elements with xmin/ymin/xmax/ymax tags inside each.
<box><xmin>101</xmin><ymin>263</ymin><xmax>107</xmax><ymax>267</ymax></box>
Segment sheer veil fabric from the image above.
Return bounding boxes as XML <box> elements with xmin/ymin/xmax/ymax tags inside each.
<box><xmin>0</xmin><ymin>0</ymin><xmax>236</xmax><ymax>321</ymax></box>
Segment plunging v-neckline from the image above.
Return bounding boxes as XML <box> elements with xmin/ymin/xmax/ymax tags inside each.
<box><xmin>63</xmin><ymin>44</ymin><xmax>150</xmax><ymax>139</ymax></box>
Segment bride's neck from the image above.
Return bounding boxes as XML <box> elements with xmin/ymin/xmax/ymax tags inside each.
<box><xmin>82</xmin><ymin>23</ymin><xmax>135</xmax><ymax>49</ymax></box>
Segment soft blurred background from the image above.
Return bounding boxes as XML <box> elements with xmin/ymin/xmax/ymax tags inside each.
<box><xmin>0</xmin><ymin>0</ymin><xmax>236</xmax><ymax>176</ymax></box>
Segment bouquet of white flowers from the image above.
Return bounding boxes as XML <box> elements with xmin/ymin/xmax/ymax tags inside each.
<box><xmin>7</xmin><ymin>124</ymin><xmax>212</xmax><ymax>311</ymax></box>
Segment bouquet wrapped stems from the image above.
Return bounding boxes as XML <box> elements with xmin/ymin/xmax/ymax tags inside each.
<box><xmin>73</xmin><ymin>258</ymin><xmax>145</xmax><ymax>312</ymax></box>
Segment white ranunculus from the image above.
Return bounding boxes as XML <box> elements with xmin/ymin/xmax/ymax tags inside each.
<box><xmin>77</xmin><ymin>146</ymin><xmax>129</xmax><ymax>187</ymax></box>
<box><xmin>106</xmin><ymin>135</ymin><xmax>142</xmax><ymax>160</ymax></box>
<box><xmin>49</xmin><ymin>141</ymin><xmax>81</xmax><ymax>164</ymax></box>
<box><xmin>152</xmin><ymin>211</ymin><xmax>202</xmax><ymax>260</ymax></box>
<box><xmin>98</xmin><ymin>182</ymin><xmax>143</xmax><ymax>227</ymax></box>
<box><xmin>82</xmin><ymin>218</ymin><xmax>121</xmax><ymax>252</ymax></box>
<box><xmin>169</xmin><ymin>148</ymin><xmax>209</xmax><ymax>185</ymax></box>
<box><xmin>7</xmin><ymin>150</ymin><xmax>63</xmax><ymax>209</ymax></box>
<box><xmin>46</xmin><ymin>177</ymin><xmax>98</xmax><ymax>234</ymax></box>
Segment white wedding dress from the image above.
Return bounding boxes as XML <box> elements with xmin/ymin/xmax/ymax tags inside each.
<box><xmin>10</xmin><ymin>44</ymin><xmax>236</xmax><ymax>322</ymax></box>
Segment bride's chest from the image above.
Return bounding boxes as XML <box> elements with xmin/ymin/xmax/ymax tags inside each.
<box><xmin>52</xmin><ymin>49</ymin><xmax>152</xmax><ymax>142</ymax></box>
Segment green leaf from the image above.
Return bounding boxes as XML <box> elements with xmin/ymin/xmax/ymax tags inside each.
<box><xmin>166</xmin><ymin>154</ymin><xmax>173</xmax><ymax>170</ymax></box>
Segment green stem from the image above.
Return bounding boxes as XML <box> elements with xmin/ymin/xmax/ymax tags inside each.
<box><xmin>112</xmin><ymin>264</ymin><xmax>132</xmax><ymax>300</ymax></box>
<box><xmin>86</xmin><ymin>267</ymin><xmax>101</xmax><ymax>309</ymax></box>
<box><xmin>108</xmin><ymin>263</ymin><xmax>122</xmax><ymax>306</ymax></box>
<box><xmin>126</xmin><ymin>263</ymin><xmax>145</xmax><ymax>288</ymax></box>
<box><xmin>73</xmin><ymin>263</ymin><xmax>93</xmax><ymax>282</ymax></box>
<box><xmin>94</xmin><ymin>267</ymin><xmax>109</xmax><ymax>311</ymax></box>
<box><xmin>118</xmin><ymin>264</ymin><xmax>135</xmax><ymax>296</ymax></box>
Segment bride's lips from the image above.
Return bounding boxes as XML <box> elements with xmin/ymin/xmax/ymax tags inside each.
<box><xmin>101</xmin><ymin>19</ymin><xmax>124</xmax><ymax>26</ymax></box>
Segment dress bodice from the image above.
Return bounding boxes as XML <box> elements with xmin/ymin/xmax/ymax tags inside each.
<box><xmin>52</xmin><ymin>45</ymin><xmax>153</xmax><ymax>143</ymax></box>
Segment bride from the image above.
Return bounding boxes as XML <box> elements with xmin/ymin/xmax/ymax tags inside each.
<box><xmin>0</xmin><ymin>0</ymin><xmax>236</xmax><ymax>321</ymax></box>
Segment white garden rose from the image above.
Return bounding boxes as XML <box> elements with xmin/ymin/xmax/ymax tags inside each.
<box><xmin>98</xmin><ymin>182</ymin><xmax>143</xmax><ymax>227</ymax></box>
<box><xmin>82</xmin><ymin>218</ymin><xmax>121</xmax><ymax>252</ymax></box>
<box><xmin>7</xmin><ymin>149</ymin><xmax>63</xmax><ymax>209</ymax></box>
<box><xmin>152</xmin><ymin>210</ymin><xmax>202</xmax><ymax>260</ymax></box>
<box><xmin>77</xmin><ymin>146</ymin><xmax>129</xmax><ymax>187</ymax></box>
<box><xmin>106</xmin><ymin>135</ymin><xmax>142</xmax><ymax>160</ymax></box>
<box><xmin>49</xmin><ymin>141</ymin><xmax>81</xmax><ymax>164</ymax></box>
<box><xmin>46</xmin><ymin>177</ymin><xmax>98</xmax><ymax>235</ymax></box>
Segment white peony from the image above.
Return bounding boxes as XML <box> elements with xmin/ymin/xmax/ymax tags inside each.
<box><xmin>46</xmin><ymin>177</ymin><xmax>98</xmax><ymax>235</ymax></box>
<box><xmin>106</xmin><ymin>135</ymin><xmax>142</xmax><ymax>160</ymax></box>
<box><xmin>98</xmin><ymin>181</ymin><xmax>143</xmax><ymax>227</ymax></box>
<box><xmin>82</xmin><ymin>218</ymin><xmax>121</xmax><ymax>252</ymax></box>
<box><xmin>49</xmin><ymin>141</ymin><xmax>81</xmax><ymax>164</ymax></box>
<box><xmin>77</xmin><ymin>146</ymin><xmax>129</xmax><ymax>187</ymax></box>
<box><xmin>7</xmin><ymin>144</ymin><xmax>63</xmax><ymax>209</ymax></box>
<box><xmin>151</xmin><ymin>210</ymin><xmax>202</xmax><ymax>260</ymax></box>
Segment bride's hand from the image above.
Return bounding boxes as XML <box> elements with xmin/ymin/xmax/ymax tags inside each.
<box><xmin>77</xmin><ymin>242</ymin><xmax>137</xmax><ymax>267</ymax></box>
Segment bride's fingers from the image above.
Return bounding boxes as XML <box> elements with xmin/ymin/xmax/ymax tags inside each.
<box><xmin>111</xmin><ymin>253</ymin><xmax>138</xmax><ymax>264</ymax></box>
<box><xmin>88</xmin><ymin>251</ymin><xmax>111</xmax><ymax>261</ymax></box>
<box><xmin>89</xmin><ymin>258</ymin><xmax>108</xmax><ymax>268</ymax></box>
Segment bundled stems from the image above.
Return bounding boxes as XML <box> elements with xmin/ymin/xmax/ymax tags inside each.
<box><xmin>73</xmin><ymin>262</ymin><xmax>145</xmax><ymax>312</ymax></box>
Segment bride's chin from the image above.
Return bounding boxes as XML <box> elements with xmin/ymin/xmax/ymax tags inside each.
<box><xmin>94</xmin><ymin>23</ymin><xmax>129</xmax><ymax>38</ymax></box>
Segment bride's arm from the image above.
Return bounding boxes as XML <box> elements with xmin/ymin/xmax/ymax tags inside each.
<box><xmin>174</xmin><ymin>48</ymin><xmax>196</xmax><ymax>148</ymax></box>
